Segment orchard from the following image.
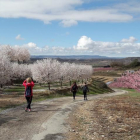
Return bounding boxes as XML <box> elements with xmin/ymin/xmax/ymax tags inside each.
<box><xmin>0</xmin><ymin>45</ymin><xmax>93</xmax><ymax>89</ymax></box>
<box><xmin>109</xmin><ymin>70</ymin><xmax>140</xmax><ymax>91</ymax></box>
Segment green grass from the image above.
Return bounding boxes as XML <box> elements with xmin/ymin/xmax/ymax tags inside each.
<box><xmin>74</xmin><ymin>80</ymin><xmax>113</xmax><ymax>96</ymax></box>
<box><xmin>0</xmin><ymin>79</ymin><xmax>113</xmax><ymax>111</ymax></box>
<box><xmin>4</xmin><ymin>89</ymin><xmax>24</xmax><ymax>92</ymax></box>
<box><xmin>33</xmin><ymin>94</ymin><xmax>67</xmax><ymax>102</ymax></box>
<box><xmin>118</xmin><ymin>88</ymin><xmax>140</xmax><ymax>98</ymax></box>
<box><xmin>3</xmin><ymin>79</ymin><xmax>112</xmax><ymax>96</ymax></box>
<box><xmin>93</xmin><ymin>71</ymin><xmax>120</xmax><ymax>77</ymax></box>
<box><xmin>3</xmin><ymin>84</ymin><xmax>59</xmax><ymax>92</ymax></box>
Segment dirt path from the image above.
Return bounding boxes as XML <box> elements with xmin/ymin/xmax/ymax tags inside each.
<box><xmin>0</xmin><ymin>89</ymin><xmax>127</xmax><ymax>140</ymax></box>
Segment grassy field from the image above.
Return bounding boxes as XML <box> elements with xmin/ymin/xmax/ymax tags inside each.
<box><xmin>67</xmin><ymin>68</ymin><xmax>140</xmax><ymax>140</ymax></box>
<box><xmin>92</xmin><ymin>69</ymin><xmax>123</xmax><ymax>84</ymax></box>
<box><xmin>67</xmin><ymin>87</ymin><xmax>140</xmax><ymax>140</ymax></box>
<box><xmin>0</xmin><ymin>79</ymin><xmax>112</xmax><ymax>111</ymax></box>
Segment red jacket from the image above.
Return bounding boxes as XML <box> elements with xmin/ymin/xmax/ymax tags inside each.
<box><xmin>23</xmin><ymin>80</ymin><xmax>34</xmax><ymax>96</ymax></box>
<box><xmin>71</xmin><ymin>84</ymin><xmax>78</xmax><ymax>92</ymax></box>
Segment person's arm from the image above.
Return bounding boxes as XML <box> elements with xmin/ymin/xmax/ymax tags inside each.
<box><xmin>26</xmin><ymin>81</ymin><xmax>34</xmax><ymax>87</ymax></box>
<box><xmin>70</xmin><ymin>85</ymin><xmax>73</xmax><ymax>92</ymax></box>
<box><xmin>23</xmin><ymin>80</ymin><xmax>27</xmax><ymax>87</ymax></box>
<box><xmin>31</xmin><ymin>81</ymin><xmax>34</xmax><ymax>87</ymax></box>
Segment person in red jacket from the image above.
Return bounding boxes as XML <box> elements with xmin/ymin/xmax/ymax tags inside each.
<box><xmin>70</xmin><ymin>82</ymin><xmax>78</xmax><ymax>100</ymax></box>
<box><xmin>23</xmin><ymin>77</ymin><xmax>34</xmax><ymax>112</ymax></box>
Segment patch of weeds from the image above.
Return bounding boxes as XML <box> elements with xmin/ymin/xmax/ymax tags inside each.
<box><xmin>82</xmin><ymin>136</ymin><xmax>88</xmax><ymax>140</ymax></box>
<box><xmin>4</xmin><ymin>89</ymin><xmax>24</xmax><ymax>92</ymax></box>
<box><xmin>119</xmin><ymin>88</ymin><xmax>140</xmax><ymax>98</ymax></box>
<box><xmin>84</xmin><ymin>122</ymin><xmax>90</xmax><ymax>124</ymax></box>
<box><xmin>0</xmin><ymin>103</ymin><xmax>25</xmax><ymax>111</ymax></box>
<box><xmin>79</xmin><ymin>128</ymin><xmax>83</xmax><ymax>131</ymax></box>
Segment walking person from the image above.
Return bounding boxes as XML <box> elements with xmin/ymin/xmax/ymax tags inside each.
<box><xmin>23</xmin><ymin>77</ymin><xmax>34</xmax><ymax>112</ymax></box>
<box><xmin>82</xmin><ymin>82</ymin><xmax>89</xmax><ymax>100</ymax></box>
<box><xmin>70</xmin><ymin>82</ymin><xmax>78</xmax><ymax>100</ymax></box>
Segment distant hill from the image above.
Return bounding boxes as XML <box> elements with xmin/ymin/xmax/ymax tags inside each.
<box><xmin>30</xmin><ymin>55</ymin><xmax>140</xmax><ymax>67</ymax></box>
<box><xmin>31</xmin><ymin>55</ymin><xmax>123</xmax><ymax>59</ymax></box>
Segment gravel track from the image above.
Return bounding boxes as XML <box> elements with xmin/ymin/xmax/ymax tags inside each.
<box><xmin>0</xmin><ymin>89</ymin><xmax>127</xmax><ymax>140</ymax></box>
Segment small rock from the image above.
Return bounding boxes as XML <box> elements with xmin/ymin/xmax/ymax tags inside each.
<box><xmin>102</xmin><ymin>135</ymin><xmax>105</xmax><ymax>137</ymax></box>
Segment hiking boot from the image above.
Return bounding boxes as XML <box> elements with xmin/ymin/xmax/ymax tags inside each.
<box><xmin>25</xmin><ymin>108</ymin><xmax>28</xmax><ymax>112</ymax></box>
<box><xmin>28</xmin><ymin>109</ymin><xmax>31</xmax><ymax>112</ymax></box>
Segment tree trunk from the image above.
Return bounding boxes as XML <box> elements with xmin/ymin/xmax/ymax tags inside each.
<box><xmin>61</xmin><ymin>81</ymin><xmax>62</xmax><ymax>88</ymax></box>
<box><xmin>69</xmin><ymin>80</ymin><xmax>71</xmax><ymax>86</ymax></box>
<box><xmin>11</xmin><ymin>79</ymin><xmax>13</xmax><ymax>85</ymax></box>
<box><xmin>23</xmin><ymin>60</ymin><xmax>25</xmax><ymax>64</ymax></box>
<box><xmin>48</xmin><ymin>83</ymin><xmax>50</xmax><ymax>90</ymax></box>
<box><xmin>18</xmin><ymin>60</ymin><xmax>20</xmax><ymax>64</ymax></box>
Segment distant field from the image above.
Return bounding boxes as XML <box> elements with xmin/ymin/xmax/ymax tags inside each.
<box><xmin>69</xmin><ymin>88</ymin><xmax>140</xmax><ymax>140</ymax></box>
<box><xmin>0</xmin><ymin>79</ymin><xmax>112</xmax><ymax>111</ymax></box>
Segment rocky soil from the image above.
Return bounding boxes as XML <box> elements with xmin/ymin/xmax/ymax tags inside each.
<box><xmin>66</xmin><ymin>93</ymin><xmax>140</xmax><ymax>140</ymax></box>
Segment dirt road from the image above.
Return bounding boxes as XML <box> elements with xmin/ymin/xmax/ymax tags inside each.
<box><xmin>0</xmin><ymin>89</ymin><xmax>127</xmax><ymax>140</ymax></box>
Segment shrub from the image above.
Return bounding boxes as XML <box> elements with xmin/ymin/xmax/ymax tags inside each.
<box><xmin>127</xmin><ymin>59</ymin><xmax>140</xmax><ymax>68</ymax></box>
<box><xmin>110</xmin><ymin>61</ymin><xmax>125</xmax><ymax>68</ymax></box>
<box><xmin>96</xmin><ymin>81</ymin><xmax>108</xmax><ymax>88</ymax></box>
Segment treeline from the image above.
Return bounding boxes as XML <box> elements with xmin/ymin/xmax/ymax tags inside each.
<box><xmin>110</xmin><ymin>59</ymin><xmax>140</xmax><ymax>69</ymax></box>
<box><xmin>0</xmin><ymin>45</ymin><xmax>93</xmax><ymax>89</ymax></box>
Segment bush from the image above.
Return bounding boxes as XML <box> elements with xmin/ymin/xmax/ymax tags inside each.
<box><xmin>98</xmin><ymin>81</ymin><xmax>108</xmax><ymax>88</ymax></box>
<box><xmin>110</xmin><ymin>61</ymin><xmax>125</xmax><ymax>68</ymax></box>
<box><xmin>127</xmin><ymin>59</ymin><xmax>140</xmax><ymax>68</ymax></box>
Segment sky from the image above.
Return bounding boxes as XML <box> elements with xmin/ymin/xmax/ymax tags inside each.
<box><xmin>0</xmin><ymin>0</ymin><xmax>140</xmax><ymax>57</ymax></box>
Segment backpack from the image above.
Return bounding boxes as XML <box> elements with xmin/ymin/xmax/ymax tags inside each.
<box><xmin>72</xmin><ymin>85</ymin><xmax>77</xmax><ymax>91</ymax></box>
<box><xmin>83</xmin><ymin>85</ymin><xmax>88</xmax><ymax>92</ymax></box>
<box><xmin>25</xmin><ymin>85</ymin><xmax>31</xmax><ymax>97</ymax></box>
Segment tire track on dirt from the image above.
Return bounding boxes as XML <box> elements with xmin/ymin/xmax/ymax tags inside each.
<box><xmin>0</xmin><ymin>90</ymin><xmax>127</xmax><ymax>140</ymax></box>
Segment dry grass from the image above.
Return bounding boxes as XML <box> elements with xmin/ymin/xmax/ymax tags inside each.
<box><xmin>67</xmin><ymin>94</ymin><xmax>140</xmax><ymax>140</ymax></box>
<box><xmin>92</xmin><ymin>76</ymin><xmax>116</xmax><ymax>83</ymax></box>
<box><xmin>0</xmin><ymin>94</ymin><xmax>25</xmax><ymax>109</ymax></box>
<box><xmin>0</xmin><ymin>88</ymin><xmax>71</xmax><ymax>110</ymax></box>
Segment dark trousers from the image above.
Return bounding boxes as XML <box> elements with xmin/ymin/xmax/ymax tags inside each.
<box><xmin>26</xmin><ymin>96</ymin><xmax>32</xmax><ymax>109</ymax></box>
<box><xmin>73</xmin><ymin>91</ymin><xmax>76</xmax><ymax>99</ymax></box>
<box><xmin>83</xmin><ymin>92</ymin><xmax>87</xmax><ymax>100</ymax></box>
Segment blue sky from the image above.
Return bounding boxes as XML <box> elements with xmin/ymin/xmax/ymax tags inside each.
<box><xmin>0</xmin><ymin>0</ymin><xmax>140</xmax><ymax>57</ymax></box>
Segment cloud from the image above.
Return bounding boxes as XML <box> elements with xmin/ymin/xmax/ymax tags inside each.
<box><xmin>0</xmin><ymin>0</ymin><xmax>138</xmax><ymax>27</ymax></box>
<box><xmin>121</xmin><ymin>36</ymin><xmax>137</xmax><ymax>43</ymax></box>
<box><xmin>60</xmin><ymin>20</ymin><xmax>78</xmax><ymax>27</ymax></box>
<box><xmin>74</xmin><ymin>36</ymin><xmax>94</xmax><ymax>50</ymax></box>
<box><xmin>115</xmin><ymin>1</ymin><xmax>140</xmax><ymax>13</ymax></box>
<box><xmin>2</xmin><ymin>35</ymin><xmax>140</xmax><ymax>57</ymax></box>
<box><xmin>73</xmin><ymin>36</ymin><xmax>140</xmax><ymax>57</ymax></box>
<box><xmin>21</xmin><ymin>36</ymin><xmax>140</xmax><ymax>57</ymax></box>
<box><xmin>21</xmin><ymin>42</ymin><xmax>42</xmax><ymax>52</ymax></box>
<box><xmin>27</xmin><ymin>42</ymin><xmax>37</xmax><ymax>48</ymax></box>
<box><xmin>15</xmin><ymin>34</ymin><xmax>24</xmax><ymax>40</ymax></box>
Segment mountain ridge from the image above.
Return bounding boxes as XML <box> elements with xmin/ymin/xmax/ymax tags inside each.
<box><xmin>31</xmin><ymin>55</ymin><xmax>124</xmax><ymax>59</ymax></box>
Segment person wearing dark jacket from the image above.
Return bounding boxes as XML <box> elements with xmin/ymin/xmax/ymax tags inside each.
<box><xmin>82</xmin><ymin>82</ymin><xmax>89</xmax><ymax>100</ymax></box>
<box><xmin>70</xmin><ymin>82</ymin><xmax>78</xmax><ymax>100</ymax></box>
<box><xmin>23</xmin><ymin>77</ymin><xmax>34</xmax><ymax>112</ymax></box>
